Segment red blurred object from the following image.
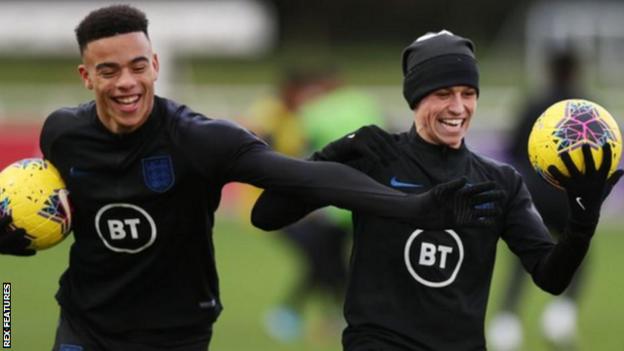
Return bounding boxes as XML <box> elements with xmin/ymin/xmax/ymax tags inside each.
<box><xmin>0</xmin><ymin>123</ymin><xmax>41</xmax><ymax>170</ymax></box>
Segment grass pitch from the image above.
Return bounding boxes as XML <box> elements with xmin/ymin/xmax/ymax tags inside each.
<box><xmin>0</xmin><ymin>217</ymin><xmax>622</xmax><ymax>351</ymax></box>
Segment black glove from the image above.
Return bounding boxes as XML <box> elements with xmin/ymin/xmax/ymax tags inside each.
<box><xmin>428</xmin><ymin>177</ymin><xmax>505</xmax><ymax>228</ymax></box>
<box><xmin>548</xmin><ymin>143</ymin><xmax>624</xmax><ymax>226</ymax></box>
<box><xmin>311</xmin><ymin>125</ymin><xmax>401</xmax><ymax>165</ymax></box>
<box><xmin>0</xmin><ymin>215</ymin><xmax>36</xmax><ymax>256</ymax></box>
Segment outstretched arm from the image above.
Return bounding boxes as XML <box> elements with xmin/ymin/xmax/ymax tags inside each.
<box><xmin>252</xmin><ymin>125</ymin><xmax>400</xmax><ymax>229</ymax></box>
<box><xmin>234</xmin><ymin>147</ymin><xmax>481</xmax><ymax>216</ymax></box>
<box><xmin>240</xmin><ymin>126</ymin><xmax>504</xmax><ymax>230</ymax></box>
<box><xmin>239</xmin><ymin>149</ymin><xmax>502</xmax><ymax>230</ymax></box>
<box><xmin>252</xmin><ymin>188</ymin><xmax>322</xmax><ymax>230</ymax></box>
<box><xmin>530</xmin><ymin>143</ymin><xmax>623</xmax><ymax>294</ymax></box>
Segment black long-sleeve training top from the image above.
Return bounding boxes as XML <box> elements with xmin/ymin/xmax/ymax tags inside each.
<box><xmin>40</xmin><ymin>97</ymin><xmax>455</xmax><ymax>346</ymax></box>
<box><xmin>252</xmin><ymin>126</ymin><xmax>593</xmax><ymax>351</ymax></box>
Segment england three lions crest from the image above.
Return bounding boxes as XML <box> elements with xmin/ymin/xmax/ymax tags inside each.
<box><xmin>142</xmin><ymin>156</ymin><xmax>175</xmax><ymax>193</ymax></box>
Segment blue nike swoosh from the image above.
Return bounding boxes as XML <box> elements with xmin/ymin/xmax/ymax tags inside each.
<box><xmin>390</xmin><ymin>176</ymin><xmax>422</xmax><ymax>188</ymax></box>
<box><xmin>69</xmin><ymin>167</ymin><xmax>93</xmax><ymax>178</ymax></box>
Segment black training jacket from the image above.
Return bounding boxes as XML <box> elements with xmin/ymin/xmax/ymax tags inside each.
<box><xmin>40</xmin><ymin>97</ymin><xmax>445</xmax><ymax>347</ymax></box>
<box><xmin>253</xmin><ymin>126</ymin><xmax>592</xmax><ymax>351</ymax></box>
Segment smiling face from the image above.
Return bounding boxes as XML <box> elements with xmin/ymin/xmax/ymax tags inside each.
<box><xmin>78</xmin><ymin>32</ymin><xmax>159</xmax><ymax>134</ymax></box>
<box><xmin>413</xmin><ymin>85</ymin><xmax>477</xmax><ymax>148</ymax></box>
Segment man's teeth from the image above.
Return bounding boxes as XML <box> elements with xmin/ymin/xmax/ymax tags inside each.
<box><xmin>441</xmin><ymin>119</ymin><xmax>462</xmax><ymax>127</ymax></box>
<box><xmin>116</xmin><ymin>96</ymin><xmax>140</xmax><ymax>104</ymax></box>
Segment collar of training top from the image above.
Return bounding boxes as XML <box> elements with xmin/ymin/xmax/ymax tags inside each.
<box><xmin>407</xmin><ymin>125</ymin><xmax>468</xmax><ymax>156</ymax></box>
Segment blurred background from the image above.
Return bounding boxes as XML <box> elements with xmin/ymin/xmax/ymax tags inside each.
<box><xmin>0</xmin><ymin>0</ymin><xmax>623</xmax><ymax>350</ymax></box>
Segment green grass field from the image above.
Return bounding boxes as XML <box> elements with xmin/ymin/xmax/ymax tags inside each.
<box><xmin>0</xmin><ymin>216</ymin><xmax>623</xmax><ymax>351</ymax></box>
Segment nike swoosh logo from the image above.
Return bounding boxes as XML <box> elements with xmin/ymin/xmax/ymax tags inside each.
<box><xmin>199</xmin><ymin>298</ymin><xmax>217</xmax><ymax>309</ymax></box>
<box><xmin>69</xmin><ymin>167</ymin><xmax>93</xmax><ymax>178</ymax></box>
<box><xmin>390</xmin><ymin>176</ymin><xmax>422</xmax><ymax>188</ymax></box>
<box><xmin>575</xmin><ymin>197</ymin><xmax>586</xmax><ymax>210</ymax></box>
<box><xmin>476</xmin><ymin>202</ymin><xmax>494</xmax><ymax>209</ymax></box>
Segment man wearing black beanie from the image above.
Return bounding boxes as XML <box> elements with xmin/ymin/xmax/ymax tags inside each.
<box><xmin>402</xmin><ymin>29</ymin><xmax>479</xmax><ymax>110</ymax></box>
<box><xmin>252</xmin><ymin>30</ymin><xmax>622</xmax><ymax>350</ymax></box>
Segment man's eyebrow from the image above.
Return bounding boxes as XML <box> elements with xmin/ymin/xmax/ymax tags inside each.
<box><xmin>95</xmin><ymin>62</ymin><xmax>119</xmax><ymax>71</ymax></box>
<box><xmin>130</xmin><ymin>56</ymin><xmax>150</xmax><ymax>64</ymax></box>
<box><xmin>95</xmin><ymin>56</ymin><xmax>149</xmax><ymax>70</ymax></box>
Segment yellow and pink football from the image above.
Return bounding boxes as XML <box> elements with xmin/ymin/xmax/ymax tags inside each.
<box><xmin>528</xmin><ymin>99</ymin><xmax>622</xmax><ymax>189</ymax></box>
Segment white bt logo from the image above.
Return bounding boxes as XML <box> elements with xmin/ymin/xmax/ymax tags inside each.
<box><xmin>404</xmin><ymin>229</ymin><xmax>464</xmax><ymax>288</ymax></box>
<box><xmin>419</xmin><ymin>243</ymin><xmax>454</xmax><ymax>269</ymax></box>
<box><xmin>108</xmin><ymin>219</ymin><xmax>142</xmax><ymax>240</ymax></box>
<box><xmin>95</xmin><ymin>203</ymin><xmax>157</xmax><ymax>253</ymax></box>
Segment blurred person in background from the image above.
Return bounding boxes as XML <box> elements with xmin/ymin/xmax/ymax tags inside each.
<box><xmin>244</xmin><ymin>67</ymin><xmax>386</xmax><ymax>343</ymax></box>
<box><xmin>252</xmin><ymin>30</ymin><xmax>622</xmax><ymax>351</ymax></box>
<box><xmin>488</xmin><ymin>46</ymin><xmax>590</xmax><ymax>351</ymax></box>
<box><xmin>0</xmin><ymin>6</ymin><xmax>505</xmax><ymax>351</ymax></box>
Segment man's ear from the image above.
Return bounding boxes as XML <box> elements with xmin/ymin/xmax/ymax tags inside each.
<box><xmin>152</xmin><ymin>52</ymin><xmax>160</xmax><ymax>81</ymax></box>
<box><xmin>78</xmin><ymin>64</ymin><xmax>93</xmax><ymax>90</ymax></box>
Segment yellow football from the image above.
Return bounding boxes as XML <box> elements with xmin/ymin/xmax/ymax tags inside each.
<box><xmin>0</xmin><ymin>159</ymin><xmax>71</xmax><ymax>250</ymax></box>
<box><xmin>528</xmin><ymin>99</ymin><xmax>622</xmax><ymax>189</ymax></box>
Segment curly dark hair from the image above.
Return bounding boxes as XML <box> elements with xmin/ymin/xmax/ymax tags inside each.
<box><xmin>75</xmin><ymin>4</ymin><xmax>149</xmax><ymax>55</ymax></box>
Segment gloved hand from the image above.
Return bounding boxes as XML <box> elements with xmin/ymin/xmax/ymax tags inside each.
<box><xmin>311</xmin><ymin>125</ymin><xmax>401</xmax><ymax>165</ymax></box>
<box><xmin>428</xmin><ymin>177</ymin><xmax>505</xmax><ymax>228</ymax></box>
<box><xmin>548</xmin><ymin>143</ymin><xmax>624</xmax><ymax>226</ymax></box>
<box><xmin>0</xmin><ymin>215</ymin><xmax>36</xmax><ymax>256</ymax></box>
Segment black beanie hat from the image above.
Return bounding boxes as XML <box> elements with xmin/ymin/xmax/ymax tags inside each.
<box><xmin>402</xmin><ymin>30</ymin><xmax>479</xmax><ymax>109</ymax></box>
